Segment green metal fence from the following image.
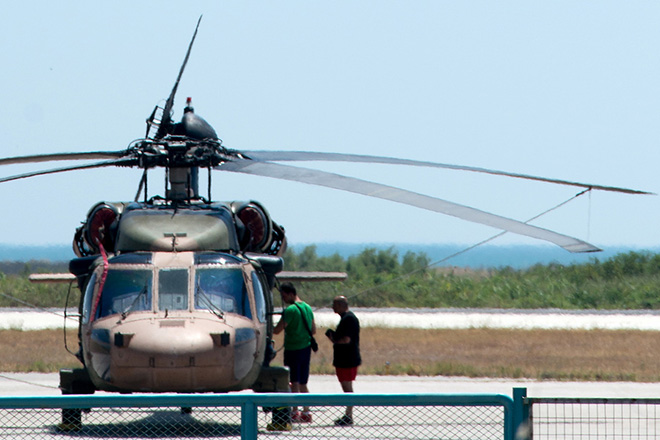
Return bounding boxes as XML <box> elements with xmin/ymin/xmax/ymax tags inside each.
<box><xmin>4</xmin><ymin>383</ymin><xmax>659</xmax><ymax>438</ymax></box>
<box><xmin>0</xmin><ymin>392</ymin><xmax>516</xmax><ymax>439</ymax></box>
<box><xmin>527</xmin><ymin>396</ymin><xmax>660</xmax><ymax>439</ymax></box>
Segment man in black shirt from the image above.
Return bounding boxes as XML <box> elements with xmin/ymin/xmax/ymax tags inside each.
<box><xmin>325</xmin><ymin>295</ymin><xmax>361</xmax><ymax>426</ymax></box>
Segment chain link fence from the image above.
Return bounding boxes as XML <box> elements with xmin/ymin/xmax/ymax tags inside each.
<box><xmin>528</xmin><ymin>398</ymin><xmax>660</xmax><ymax>439</ymax></box>
<box><xmin>0</xmin><ymin>393</ymin><xmax>514</xmax><ymax>439</ymax></box>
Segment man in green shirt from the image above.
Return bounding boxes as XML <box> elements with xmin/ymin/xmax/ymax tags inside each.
<box><xmin>274</xmin><ymin>282</ymin><xmax>316</xmax><ymax>423</ymax></box>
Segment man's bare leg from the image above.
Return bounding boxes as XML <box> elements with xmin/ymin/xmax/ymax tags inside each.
<box><xmin>340</xmin><ymin>380</ymin><xmax>354</xmax><ymax>418</ymax></box>
<box><xmin>291</xmin><ymin>382</ymin><xmax>311</xmax><ymax>413</ymax></box>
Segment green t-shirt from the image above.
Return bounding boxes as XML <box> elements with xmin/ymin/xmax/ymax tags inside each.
<box><xmin>283</xmin><ymin>301</ymin><xmax>314</xmax><ymax>351</ymax></box>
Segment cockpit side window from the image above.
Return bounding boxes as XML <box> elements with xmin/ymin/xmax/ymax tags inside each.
<box><xmin>96</xmin><ymin>269</ymin><xmax>153</xmax><ymax>319</ymax></box>
<box><xmin>82</xmin><ymin>272</ymin><xmax>98</xmax><ymax>324</ymax></box>
<box><xmin>158</xmin><ymin>269</ymin><xmax>189</xmax><ymax>311</ymax></box>
<box><xmin>251</xmin><ymin>271</ymin><xmax>267</xmax><ymax>323</ymax></box>
<box><xmin>195</xmin><ymin>267</ymin><xmax>252</xmax><ymax>319</ymax></box>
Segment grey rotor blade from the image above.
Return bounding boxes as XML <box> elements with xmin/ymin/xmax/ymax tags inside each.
<box><xmin>216</xmin><ymin>160</ymin><xmax>601</xmax><ymax>253</ymax></box>
<box><xmin>154</xmin><ymin>15</ymin><xmax>202</xmax><ymax>139</ymax></box>
<box><xmin>0</xmin><ymin>158</ymin><xmax>135</xmax><ymax>183</ymax></box>
<box><xmin>0</xmin><ymin>151</ymin><xmax>125</xmax><ymax>167</ymax></box>
<box><xmin>241</xmin><ymin>150</ymin><xmax>652</xmax><ymax>195</ymax></box>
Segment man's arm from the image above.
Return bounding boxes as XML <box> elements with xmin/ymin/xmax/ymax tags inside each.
<box><xmin>325</xmin><ymin>329</ymin><xmax>349</xmax><ymax>343</ymax></box>
<box><xmin>273</xmin><ymin>310</ymin><xmax>288</xmax><ymax>335</ymax></box>
<box><xmin>333</xmin><ymin>314</ymin><xmax>355</xmax><ymax>344</ymax></box>
<box><xmin>273</xmin><ymin>317</ymin><xmax>286</xmax><ymax>334</ymax></box>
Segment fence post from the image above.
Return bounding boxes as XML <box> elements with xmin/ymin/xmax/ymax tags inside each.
<box><xmin>512</xmin><ymin>387</ymin><xmax>530</xmax><ymax>440</ymax></box>
<box><xmin>241</xmin><ymin>400</ymin><xmax>258</xmax><ymax>440</ymax></box>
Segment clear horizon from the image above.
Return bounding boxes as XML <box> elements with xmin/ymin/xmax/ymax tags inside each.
<box><xmin>0</xmin><ymin>242</ymin><xmax>655</xmax><ymax>269</ymax></box>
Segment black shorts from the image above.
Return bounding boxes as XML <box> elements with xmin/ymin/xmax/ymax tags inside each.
<box><xmin>283</xmin><ymin>346</ymin><xmax>312</xmax><ymax>385</ymax></box>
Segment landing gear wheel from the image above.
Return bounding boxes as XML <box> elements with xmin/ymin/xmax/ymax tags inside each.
<box><xmin>253</xmin><ymin>366</ymin><xmax>292</xmax><ymax>431</ymax></box>
<box><xmin>58</xmin><ymin>368</ymin><xmax>96</xmax><ymax>431</ymax></box>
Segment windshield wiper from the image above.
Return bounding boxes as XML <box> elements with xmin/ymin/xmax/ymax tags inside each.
<box><xmin>196</xmin><ymin>282</ymin><xmax>225</xmax><ymax>320</ymax></box>
<box><xmin>121</xmin><ymin>284</ymin><xmax>148</xmax><ymax>320</ymax></box>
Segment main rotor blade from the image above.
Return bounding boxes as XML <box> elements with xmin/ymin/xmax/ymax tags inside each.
<box><xmin>0</xmin><ymin>151</ymin><xmax>125</xmax><ymax>167</ymax></box>
<box><xmin>216</xmin><ymin>160</ymin><xmax>601</xmax><ymax>253</ymax></box>
<box><xmin>154</xmin><ymin>15</ymin><xmax>202</xmax><ymax>140</ymax></box>
<box><xmin>0</xmin><ymin>158</ymin><xmax>136</xmax><ymax>183</ymax></box>
<box><xmin>241</xmin><ymin>150</ymin><xmax>652</xmax><ymax>195</ymax></box>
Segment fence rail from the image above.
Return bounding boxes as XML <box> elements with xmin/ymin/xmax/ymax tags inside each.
<box><xmin>0</xmin><ymin>392</ymin><xmax>514</xmax><ymax>440</ymax></box>
<box><xmin>8</xmin><ymin>387</ymin><xmax>657</xmax><ymax>439</ymax></box>
<box><xmin>528</xmin><ymin>397</ymin><xmax>660</xmax><ymax>440</ymax></box>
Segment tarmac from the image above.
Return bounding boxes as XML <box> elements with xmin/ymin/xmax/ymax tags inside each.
<box><xmin>2</xmin><ymin>373</ymin><xmax>660</xmax><ymax>399</ymax></box>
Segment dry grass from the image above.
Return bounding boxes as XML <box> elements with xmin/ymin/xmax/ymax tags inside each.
<box><xmin>3</xmin><ymin>328</ymin><xmax>660</xmax><ymax>381</ymax></box>
<box><xmin>0</xmin><ymin>330</ymin><xmax>81</xmax><ymax>372</ymax></box>
<box><xmin>364</xmin><ymin>328</ymin><xmax>660</xmax><ymax>381</ymax></box>
<box><xmin>277</xmin><ymin>328</ymin><xmax>660</xmax><ymax>381</ymax></box>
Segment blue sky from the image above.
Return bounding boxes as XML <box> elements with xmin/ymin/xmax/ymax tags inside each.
<box><xmin>0</xmin><ymin>1</ymin><xmax>658</xmax><ymax>252</ymax></box>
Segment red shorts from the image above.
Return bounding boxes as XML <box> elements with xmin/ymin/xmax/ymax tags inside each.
<box><xmin>335</xmin><ymin>366</ymin><xmax>358</xmax><ymax>382</ymax></box>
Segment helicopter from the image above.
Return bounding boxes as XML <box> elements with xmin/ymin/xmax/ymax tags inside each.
<box><xmin>0</xmin><ymin>16</ymin><xmax>651</xmax><ymax>400</ymax></box>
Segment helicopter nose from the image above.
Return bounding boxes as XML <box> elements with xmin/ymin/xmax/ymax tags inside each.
<box><xmin>105</xmin><ymin>317</ymin><xmax>260</xmax><ymax>392</ymax></box>
<box><xmin>117</xmin><ymin>321</ymin><xmax>214</xmax><ymax>361</ymax></box>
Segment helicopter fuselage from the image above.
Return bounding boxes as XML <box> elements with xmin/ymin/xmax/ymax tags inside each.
<box><xmin>79</xmin><ymin>250</ymin><xmax>271</xmax><ymax>393</ymax></box>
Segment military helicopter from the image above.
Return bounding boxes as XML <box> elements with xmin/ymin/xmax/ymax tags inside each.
<box><xmin>0</xmin><ymin>17</ymin><xmax>650</xmax><ymax>399</ymax></box>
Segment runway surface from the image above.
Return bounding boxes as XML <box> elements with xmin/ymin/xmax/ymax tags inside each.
<box><xmin>2</xmin><ymin>373</ymin><xmax>659</xmax><ymax>439</ymax></box>
<box><xmin>2</xmin><ymin>373</ymin><xmax>660</xmax><ymax>398</ymax></box>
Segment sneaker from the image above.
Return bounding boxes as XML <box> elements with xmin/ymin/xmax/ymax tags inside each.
<box><xmin>266</xmin><ymin>422</ymin><xmax>293</xmax><ymax>431</ymax></box>
<box><xmin>334</xmin><ymin>415</ymin><xmax>353</xmax><ymax>426</ymax></box>
<box><xmin>292</xmin><ymin>411</ymin><xmax>312</xmax><ymax>423</ymax></box>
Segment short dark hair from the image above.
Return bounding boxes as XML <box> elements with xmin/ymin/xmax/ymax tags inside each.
<box><xmin>280</xmin><ymin>282</ymin><xmax>296</xmax><ymax>295</ymax></box>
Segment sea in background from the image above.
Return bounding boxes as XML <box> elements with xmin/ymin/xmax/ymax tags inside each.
<box><xmin>292</xmin><ymin>243</ymin><xmax>658</xmax><ymax>269</ymax></box>
<box><xmin>0</xmin><ymin>243</ymin><xmax>657</xmax><ymax>269</ymax></box>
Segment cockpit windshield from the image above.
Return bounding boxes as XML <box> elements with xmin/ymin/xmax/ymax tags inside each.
<box><xmin>96</xmin><ymin>269</ymin><xmax>153</xmax><ymax>319</ymax></box>
<box><xmin>83</xmin><ymin>259</ymin><xmax>255</xmax><ymax>321</ymax></box>
<box><xmin>195</xmin><ymin>267</ymin><xmax>251</xmax><ymax>319</ymax></box>
<box><xmin>158</xmin><ymin>269</ymin><xmax>189</xmax><ymax>311</ymax></box>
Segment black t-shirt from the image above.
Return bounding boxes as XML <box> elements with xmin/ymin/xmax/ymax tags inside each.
<box><xmin>333</xmin><ymin>310</ymin><xmax>361</xmax><ymax>368</ymax></box>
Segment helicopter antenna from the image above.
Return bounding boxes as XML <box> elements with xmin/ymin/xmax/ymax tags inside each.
<box><xmin>154</xmin><ymin>15</ymin><xmax>203</xmax><ymax>140</ymax></box>
<box><xmin>207</xmin><ymin>166</ymin><xmax>212</xmax><ymax>201</ymax></box>
<box><xmin>135</xmin><ymin>170</ymin><xmax>148</xmax><ymax>202</ymax></box>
